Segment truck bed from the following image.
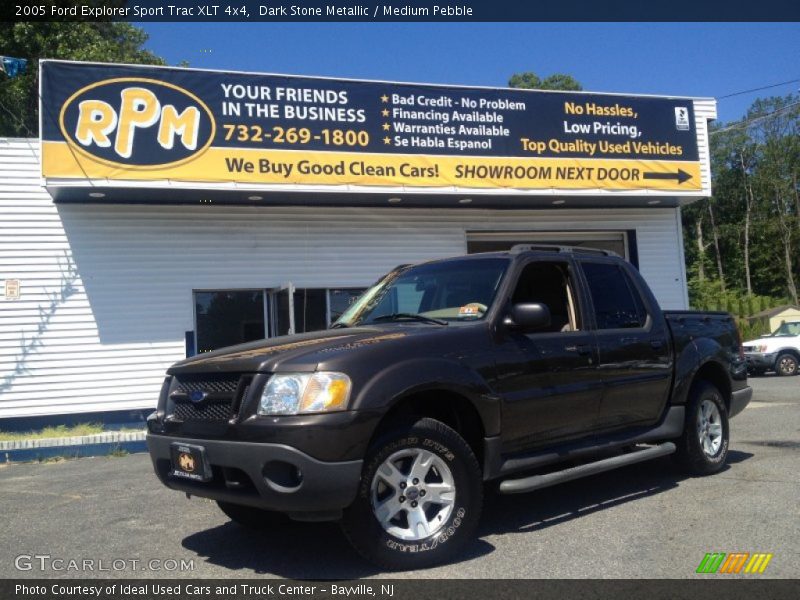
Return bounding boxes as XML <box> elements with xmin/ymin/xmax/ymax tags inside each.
<box><xmin>664</xmin><ymin>310</ymin><xmax>740</xmax><ymax>358</ymax></box>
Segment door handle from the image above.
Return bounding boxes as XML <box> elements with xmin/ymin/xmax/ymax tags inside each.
<box><xmin>565</xmin><ymin>344</ymin><xmax>593</xmax><ymax>356</ymax></box>
<box><xmin>650</xmin><ymin>339</ymin><xmax>665</xmax><ymax>350</ymax></box>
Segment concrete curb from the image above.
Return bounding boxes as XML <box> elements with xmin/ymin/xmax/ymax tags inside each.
<box><xmin>0</xmin><ymin>430</ymin><xmax>146</xmax><ymax>451</ymax></box>
<box><xmin>0</xmin><ymin>431</ymin><xmax>147</xmax><ymax>463</ymax></box>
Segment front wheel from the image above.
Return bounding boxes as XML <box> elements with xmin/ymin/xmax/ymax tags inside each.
<box><xmin>775</xmin><ymin>353</ymin><xmax>799</xmax><ymax>376</ymax></box>
<box><xmin>341</xmin><ymin>417</ymin><xmax>482</xmax><ymax>570</ymax></box>
<box><xmin>673</xmin><ymin>381</ymin><xmax>729</xmax><ymax>476</ymax></box>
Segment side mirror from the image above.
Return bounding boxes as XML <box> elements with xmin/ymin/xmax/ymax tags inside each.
<box><xmin>504</xmin><ymin>302</ymin><xmax>551</xmax><ymax>333</ymax></box>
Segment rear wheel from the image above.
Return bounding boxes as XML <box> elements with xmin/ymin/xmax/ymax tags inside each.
<box><xmin>775</xmin><ymin>353</ymin><xmax>799</xmax><ymax>376</ymax></box>
<box><xmin>341</xmin><ymin>417</ymin><xmax>482</xmax><ymax>570</ymax></box>
<box><xmin>674</xmin><ymin>381</ymin><xmax>729</xmax><ymax>476</ymax></box>
<box><xmin>216</xmin><ymin>501</ymin><xmax>287</xmax><ymax>529</ymax></box>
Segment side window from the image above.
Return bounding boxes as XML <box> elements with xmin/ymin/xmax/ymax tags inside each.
<box><xmin>511</xmin><ymin>261</ymin><xmax>579</xmax><ymax>332</ymax></box>
<box><xmin>581</xmin><ymin>262</ymin><xmax>647</xmax><ymax>329</ymax></box>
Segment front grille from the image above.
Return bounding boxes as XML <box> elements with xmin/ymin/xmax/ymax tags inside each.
<box><xmin>743</xmin><ymin>346</ymin><xmax>755</xmax><ymax>352</ymax></box>
<box><xmin>172</xmin><ymin>400</ymin><xmax>234</xmax><ymax>422</ymax></box>
<box><xmin>174</xmin><ymin>375</ymin><xmax>240</xmax><ymax>393</ymax></box>
<box><xmin>168</xmin><ymin>374</ymin><xmax>244</xmax><ymax>423</ymax></box>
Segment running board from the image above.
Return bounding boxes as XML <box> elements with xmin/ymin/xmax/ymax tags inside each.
<box><xmin>498</xmin><ymin>442</ymin><xmax>676</xmax><ymax>495</ymax></box>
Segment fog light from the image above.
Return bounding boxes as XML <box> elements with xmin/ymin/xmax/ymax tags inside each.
<box><xmin>262</xmin><ymin>461</ymin><xmax>303</xmax><ymax>491</ymax></box>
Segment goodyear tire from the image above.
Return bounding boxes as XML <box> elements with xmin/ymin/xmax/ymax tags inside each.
<box><xmin>775</xmin><ymin>353</ymin><xmax>799</xmax><ymax>376</ymax></box>
<box><xmin>674</xmin><ymin>381</ymin><xmax>729</xmax><ymax>476</ymax></box>
<box><xmin>216</xmin><ymin>501</ymin><xmax>287</xmax><ymax>529</ymax></box>
<box><xmin>341</xmin><ymin>417</ymin><xmax>482</xmax><ymax>570</ymax></box>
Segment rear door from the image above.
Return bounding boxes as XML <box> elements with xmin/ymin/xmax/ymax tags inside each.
<box><xmin>577</xmin><ymin>259</ymin><xmax>672</xmax><ymax>430</ymax></box>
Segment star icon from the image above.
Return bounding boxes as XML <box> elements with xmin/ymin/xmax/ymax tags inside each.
<box><xmin>381</xmin><ymin>109</ymin><xmax>390</xmax><ymax>117</ymax></box>
<box><xmin>382</xmin><ymin>123</ymin><xmax>391</xmax><ymax>131</ymax></box>
<box><xmin>381</xmin><ymin>94</ymin><xmax>389</xmax><ymax>103</ymax></box>
<box><xmin>383</xmin><ymin>136</ymin><xmax>392</xmax><ymax>145</ymax></box>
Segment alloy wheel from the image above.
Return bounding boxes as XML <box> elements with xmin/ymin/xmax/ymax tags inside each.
<box><xmin>697</xmin><ymin>399</ymin><xmax>723</xmax><ymax>457</ymax></box>
<box><xmin>370</xmin><ymin>448</ymin><xmax>456</xmax><ymax>541</ymax></box>
<box><xmin>777</xmin><ymin>356</ymin><xmax>798</xmax><ymax>376</ymax></box>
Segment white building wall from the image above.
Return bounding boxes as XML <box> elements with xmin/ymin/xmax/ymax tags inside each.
<box><xmin>1</xmin><ymin>138</ymin><xmax>690</xmax><ymax>418</ymax></box>
<box><xmin>692</xmin><ymin>99</ymin><xmax>717</xmax><ymax>197</ymax></box>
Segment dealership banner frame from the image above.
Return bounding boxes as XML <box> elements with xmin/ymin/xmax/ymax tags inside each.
<box><xmin>41</xmin><ymin>60</ymin><xmax>710</xmax><ymax>198</ymax></box>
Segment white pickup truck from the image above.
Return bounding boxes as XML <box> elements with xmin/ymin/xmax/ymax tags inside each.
<box><xmin>743</xmin><ymin>321</ymin><xmax>800</xmax><ymax>376</ymax></box>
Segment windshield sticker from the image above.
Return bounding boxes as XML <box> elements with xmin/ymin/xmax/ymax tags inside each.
<box><xmin>459</xmin><ymin>303</ymin><xmax>482</xmax><ymax>317</ymax></box>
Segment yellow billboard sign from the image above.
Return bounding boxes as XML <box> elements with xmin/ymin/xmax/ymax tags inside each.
<box><xmin>42</xmin><ymin>61</ymin><xmax>705</xmax><ymax>195</ymax></box>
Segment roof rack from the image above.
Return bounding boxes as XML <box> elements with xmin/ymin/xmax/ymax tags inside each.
<box><xmin>508</xmin><ymin>244</ymin><xmax>619</xmax><ymax>257</ymax></box>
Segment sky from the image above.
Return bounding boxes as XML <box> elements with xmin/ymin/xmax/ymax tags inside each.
<box><xmin>139</xmin><ymin>23</ymin><xmax>800</xmax><ymax>123</ymax></box>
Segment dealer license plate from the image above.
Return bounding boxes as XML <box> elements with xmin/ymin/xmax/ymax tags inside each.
<box><xmin>170</xmin><ymin>443</ymin><xmax>212</xmax><ymax>482</ymax></box>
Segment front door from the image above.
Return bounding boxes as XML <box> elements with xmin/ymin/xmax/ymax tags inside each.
<box><xmin>495</xmin><ymin>259</ymin><xmax>603</xmax><ymax>453</ymax></box>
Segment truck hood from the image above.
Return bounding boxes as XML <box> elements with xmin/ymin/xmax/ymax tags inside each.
<box><xmin>168</xmin><ymin>325</ymin><xmax>444</xmax><ymax>374</ymax></box>
<box><xmin>743</xmin><ymin>335</ymin><xmax>798</xmax><ymax>351</ymax></box>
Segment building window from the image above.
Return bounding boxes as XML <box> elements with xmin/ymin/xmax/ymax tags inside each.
<box><xmin>194</xmin><ymin>287</ymin><xmax>366</xmax><ymax>352</ymax></box>
<box><xmin>272</xmin><ymin>287</ymin><xmax>368</xmax><ymax>336</ymax></box>
<box><xmin>194</xmin><ymin>290</ymin><xmax>265</xmax><ymax>353</ymax></box>
<box><xmin>273</xmin><ymin>288</ymin><xmax>328</xmax><ymax>336</ymax></box>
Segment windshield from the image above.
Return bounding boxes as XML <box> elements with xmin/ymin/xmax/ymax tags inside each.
<box><xmin>335</xmin><ymin>257</ymin><xmax>510</xmax><ymax>327</ymax></box>
<box><xmin>770</xmin><ymin>321</ymin><xmax>800</xmax><ymax>336</ymax></box>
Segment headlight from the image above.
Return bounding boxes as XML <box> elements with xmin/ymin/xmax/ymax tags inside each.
<box><xmin>258</xmin><ymin>372</ymin><xmax>351</xmax><ymax>416</ymax></box>
<box><xmin>757</xmin><ymin>344</ymin><xmax>768</xmax><ymax>352</ymax></box>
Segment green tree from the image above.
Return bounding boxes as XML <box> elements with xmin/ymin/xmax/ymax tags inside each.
<box><xmin>539</xmin><ymin>74</ymin><xmax>583</xmax><ymax>91</ymax></box>
<box><xmin>509</xmin><ymin>71</ymin><xmax>582</xmax><ymax>91</ymax></box>
<box><xmin>0</xmin><ymin>21</ymin><xmax>167</xmax><ymax>137</ymax></box>
<box><xmin>748</xmin><ymin>95</ymin><xmax>800</xmax><ymax>304</ymax></box>
<box><xmin>682</xmin><ymin>93</ymin><xmax>799</xmax><ymax>309</ymax></box>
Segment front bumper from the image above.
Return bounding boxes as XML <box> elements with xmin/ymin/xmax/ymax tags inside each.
<box><xmin>744</xmin><ymin>352</ymin><xmax>776</xmax><ymax>370</ymax></box>
<box><xmin>146</xmin><ymin>434</ymin><xmax>362</xmax><ymax>517</ymax></box>
<box><xmin>729</xmin><ymin>386</ymin><xmax>753</xmax><ymax>418</ymax></box>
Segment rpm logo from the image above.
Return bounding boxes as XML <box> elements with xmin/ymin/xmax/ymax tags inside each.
<box><xmin>58</xmin><ymin>78</ymin><xmax>215</xmax><ymax>169</ymax></box>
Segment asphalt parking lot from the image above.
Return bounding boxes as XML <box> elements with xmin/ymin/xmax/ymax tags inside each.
<box><xmin>1</xmin><ymin>375</ymin><xmax>797</xmax><ymax>579</ymax></box>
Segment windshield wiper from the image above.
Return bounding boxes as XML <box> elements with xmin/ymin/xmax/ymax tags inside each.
<box><xmin>369</xmin><ymin>313</ymin><xmax>448</xmax><ymax>326</ymax></box>
<box><xmin>330</xmin><ymin>322</ymin><xmax>349</xmax><ymax>329</ymax></box>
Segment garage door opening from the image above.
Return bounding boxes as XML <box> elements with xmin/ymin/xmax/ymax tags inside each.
<box><xmin>466</xmin><ymin>230</ymin><xmax>637</xmax><ymax>266</ymax></box>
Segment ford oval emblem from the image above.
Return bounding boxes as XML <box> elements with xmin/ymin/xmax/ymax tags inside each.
<box><xmin>189</xmin><ymin>390</ymin><xmax>207</xmax><ymax>403</ymax></box>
